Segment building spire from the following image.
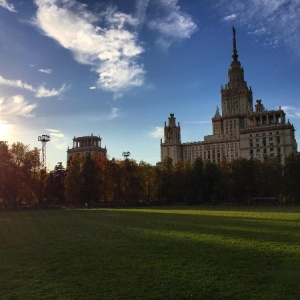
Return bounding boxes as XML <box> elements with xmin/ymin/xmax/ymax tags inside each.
<box><xmin>232</xmin><ymin>26</ymin><xmax>238</xmax><ymax>62</ymax></box>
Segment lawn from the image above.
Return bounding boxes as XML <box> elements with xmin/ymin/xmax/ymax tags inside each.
<box><xmin>0</xmin><ymin>206</ymin><xmax>300</xmax><ymax>299</ymax></box>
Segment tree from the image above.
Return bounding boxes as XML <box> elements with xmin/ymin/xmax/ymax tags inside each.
<box><xmin>0</xmin><ymin>142</ymin><xmax>13</xmax><ymax>207</ymax></box>
<box><xmin>228</xmin><ymin>158</ymin><xmax>259</xmax><ymax>202</ymax></box>
<box><xmin>203</xmin><ymin>161</ymin><xmax>221</xmax><ymax>203</ymax></box>
<box><xmin>284</xmin><ymin>153</ymin><xmax>300</xmax><ymax>202</ymax></box>
<box><xmin>45</xmin><ymin>162</ymin><xmax>66</xmax><ymax>204</ymax></box>
<box><xmin>81</xmin><ymin>153</ymin><xmax>100</xmax><ymax>206</ymax></box>
<box><xmin>156</xmin><ymin>157</ymin><xmax>174</xmax><ymax>204</ymax></box>
<box><xmin>64</xmin><ymin>154</ymin><xmax>83</xmax><ymax>205</ymax></box>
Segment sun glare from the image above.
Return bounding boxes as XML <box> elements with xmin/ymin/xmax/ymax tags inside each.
<box><xmin>0</xmin><ymin>119</ymin><xmax>11</xmax><ymax>140</ymax></box>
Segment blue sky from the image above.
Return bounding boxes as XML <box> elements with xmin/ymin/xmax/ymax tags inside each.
<box><xmin>0</xmin><ymin>0</ymin><xmax>300</xmax><ymax>169</ymax></box>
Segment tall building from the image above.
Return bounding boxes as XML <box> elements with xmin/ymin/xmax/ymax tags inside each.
<box><xmin>67</xmin><ymin>134</ymin><xmax>107</xmax><ymax>165</ymax></box>
<box><xmin>161</xmin><ymin>27</ymin><xmax>297</xmax><ymax>165</ymax></box>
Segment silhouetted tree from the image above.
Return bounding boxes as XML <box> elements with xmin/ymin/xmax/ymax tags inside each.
<box><xmin>64</xmin><ymin>154</ymin><xmax>83</xmax><ymax>205</ymax></box>
<box><xmin>284</xmin><ymin>153</ymin><xmax>300</xmax><ymax>202</ymax></box>
<box><xmin>45</xmin><ymin>162</ymin><xmax>66</xmax><ymax>204</ymax></box>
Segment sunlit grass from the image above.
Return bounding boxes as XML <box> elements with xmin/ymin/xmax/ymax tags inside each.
<box><xmin>0</xmin><ymin>206</ymin><xmax>299</xmax><ymax>299</ymax></box>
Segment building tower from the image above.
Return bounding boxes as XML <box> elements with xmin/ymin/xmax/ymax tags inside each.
<box><xmin>67</xmin><ymin>134</ymin><xmax>107</xmax><ymax>165</ymax></box>
<box><xmin>38</xmin><ymin>134</ymin><xmax>50</xmax><ymax>169</ymax></box>
<box><xmin>160</xmin><ymin>113</ymin><xmax>182</xmax><ymax>163</ymax></box>
<box><xmin>221</xmin><ymin>27</ymin><xmax>253</xmax><ymax>118</ymax></box>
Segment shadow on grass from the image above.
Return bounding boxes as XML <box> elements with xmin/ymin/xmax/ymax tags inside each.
<box><xmin>1</xmin><ymin>208</ymin><xmax>299</xmax><ymax>299</ymax></box>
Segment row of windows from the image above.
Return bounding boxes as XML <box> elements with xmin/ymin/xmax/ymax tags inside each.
<box><xmin>249</xmin><ymin>147</ymin><xmax>281</xmax><ymax>155</ymax></box>
<box><xmin>183</xmin><ymin>142</ymin><xmax>239</xmax><ymax>152</ymax></box>
<box><xmin>249</xmin><ymin>131</ymin><xmax>280</xmax><ymax>138</ymax></box>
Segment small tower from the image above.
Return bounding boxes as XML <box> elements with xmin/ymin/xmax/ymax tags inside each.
<box><xmin>67</xmin><ymin>134</ymin><xmax>107</xmax><ymax>165</ymax></box>
<box><xmin>212</xmin><ymin>106</ymin><xmax>223</xmax><ymax>135</ymax></box>
<box><xmin>122</xmin><ymin>151</ymin><xmax>131</xmax><ymax>161</ymax></box>
<box><xmin>38</xmin><ymin>135</ymin><xmax>50</xmax><ymax>169</ymax></box>
<box><xmin>164</xmin><ymin>113</ymin><xmax>181</xmax><ymax>144</ymax></box>
<box><xmin>221</xmin><ymin>26</ymin><xmax>253</xmax><ymax>117</ymax></box>
<box><xmin>160</xmin><ymin>113</ymin><xmax>182</xmax><ymax>165</ymax></box>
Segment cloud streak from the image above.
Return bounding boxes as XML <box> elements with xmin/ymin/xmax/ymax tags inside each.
<box><xmin>0</xmin><ymin>75</ymin><xmax>65</xmax><ymax>98</ymax></box>
<box><xmin>148</xmin><ymin>0</ymin><xmax>198</xmax><ymax>49</ymax></box>
<box><xmin>0</xmin><ymin>95</ymin><xmax>37</xmax><ymax>117</ymax></box>
<box><xmin>0</xmin><ymin>0</ymin><xmax>16</xmax><ymax>12</ymax></box>
<box><xmin>216</xmin><ymin>0</ymin><xmax>300</xmax><ymax>53</ymax></box>
<box><xmin>38</xmin><ymin>68</ymin><xmax>53</xmax><ymax>74</ymax></box>
<box><xmin>46</xmin><ymin>128</ymin><xmax>67</xmax><ymax>150</ymax></box>
<box><xmin>282</xmin><ymin>106</ymin><xmax>300</xmax><ymax>119</ymax></box>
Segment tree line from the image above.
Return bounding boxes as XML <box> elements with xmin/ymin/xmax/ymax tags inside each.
<box><xmin>1</xmin><ymin>140</ymin><xmax>300</xmax><ymax>208</ymax></box>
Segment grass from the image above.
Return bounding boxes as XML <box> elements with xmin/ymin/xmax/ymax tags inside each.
<box><xmin>0</xmin><ymin>205</ymin><xmax>300</xmax><ymax>299</ymax></box>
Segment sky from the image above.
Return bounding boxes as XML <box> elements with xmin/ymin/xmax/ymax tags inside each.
<box><xmin>0</xmin><ymin>0</ymin><xmax>300</xmax><ymax>169</ymax></box>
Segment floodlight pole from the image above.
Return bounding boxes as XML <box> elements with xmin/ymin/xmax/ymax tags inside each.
<box><xmin>122</xmin><ymin>151</ymin><xmax>131</xmax><ymax>161</ymax></box>
<box><xmin>38</xmin><ymin>135</ymin><xmax>50</xmax><ymax>169</ymax></box>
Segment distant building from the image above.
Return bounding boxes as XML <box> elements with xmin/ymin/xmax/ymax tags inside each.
<box><xmin>67</xmin><ymin>134</ymin><xmax>107</xmax><ymax>165</ymax></box>
<box><xmin>161</xmin><ymin>27</ymin><xmax>297</xmax><ymax>165</ymax></box>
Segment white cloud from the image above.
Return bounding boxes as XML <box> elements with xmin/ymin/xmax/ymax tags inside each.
<box><xmin>134</xmin><ymin>0</ymin><xmax>151</xmax><ymax>31</ymax></box>
<box><xmin>34</xmin><ymin>0</ymin><xmax>145</xmax><ymax>93</ymax></box>
<box><xmin>89</xmin><ymin>86</ymin><xmax>96</xmax><ymax>90</ymax></box>
<box><xmin>150</xmin><ymin>126</ymin><xmax>164</xmax><ymax>138</ymax></box>
<box><xmin>223</xmin><ymin>14</ymin><xmax>236</xmax><ymax>21</ymax></box>
<box><xmin>107</xmin><ymin>107</ymin><xmax>120</xmax><ymax>120</ymax></box>
<box><xmin>0</xmin><ymin>0</ymin><xmax>16</xmax><ymax>12</ymax></box>
<box><xmin>36</xmin><ymin>84</ymin><xmax>66</xmax><ymax>98</ymax></box>
<box><xmin>38</xmin><ymin>68</ymin><xmax>53</xmax><ymax>74</ymax></box>
<box><xmin>46</xmin><ymin>128</ymin><xmax>67</xmax><ymax>150</ymax></box>
<box><xmin>113</xmin><ymin>93</ymin><xmax>123</xmax><ymax>100</ymax></box>
<box><xmin>0</xmin><ymin>95</ymin><xmax>37</xmax><ymax>117</ymax></box>
<box><xmin>281</xmin><ymin>106</ymin><xmax>300</xmax><ymax>119</ymax></box>
<box><xmin>46</xmin><ymin>128</ymin><xmax>65</xmax><ymax>138</ymax></box>
<box><xmin>214</xmin><ymin>0</ymin><xmax>300</xmax><ymax>54</ymax></box>
<box><xmin>0</xmin><ymin>75</ymin><xmax>65</xmax><ymax>98</ymax></box>
<box><xmin>148</xmin><ymin>0</ymin><xmax>198</xmax><ymax>49</ymax></box>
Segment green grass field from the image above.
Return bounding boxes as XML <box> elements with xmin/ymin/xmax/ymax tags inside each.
<box><xmin>1</xmin><ymin>206</ymin><xmax>300</xmax><ymax>299</ymax></box>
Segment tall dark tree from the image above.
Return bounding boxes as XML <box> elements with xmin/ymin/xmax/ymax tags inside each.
<box><xmin>284</xmin><ymin>153</ymin><xmax>300</xmax><ymax>202</ymax></box>
<box><xmin>45</xmin><ymin>162</ymin><xmax>66</xmax><ymax>204</ymax></box>
<box><xmin>81</xmin><ymin>153</ymin><xmax>100</xmax><ymax>206</ymax></box>
<box><xmin>191</xmin><ymin>158</ymin><xmax>205</xmax><ymax>204</ymax></box>
<box><xmin>156</xmin><ymin>157</ymin><xmax>174</xmax><ymax>204</ymax></box>
<box><xmin>228</xmin><ymin>158</ymin><xmax>259</xmax><ymax>202</ymax></box>
<box><xmin>0</xmin><ymin>142</ymin><xmax>13</xmax><ymax>206</ymax></box>
<box><xmin>64</xmin><ymin>154</ymin><xmax>83</xmax><ymax>205</ymax></box>
<box><xmin>203</xmin><ymin>161</ymin><xmax>221</xmax><ymax>203</ymax></box>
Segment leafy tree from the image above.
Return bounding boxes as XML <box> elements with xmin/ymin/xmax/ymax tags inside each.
<box><xmin>284</xmin><ymin>153</ymin><xmax>300</xmax><ymax>202</ymax></box>
<box><xmin>259</xmin><ymin>157</ymin><xmax>282</xmax><ymax>198</ymax></box>
<box><xmin>203</xmin><ymin>161</ymin><xmax>221</xmax><ymax>203</ymax></box>
<box><xmin>64</xmin><ymin>154</ymin><xmax>83</xmax><ymax>205</ymax></box>
<box><xmin>81</xmin><ymin>153</ymin><xmax>100</xmax><ymax>206</ymax></box>
<box><xmin>0</xmin><ymin>142</ymin><xmax>13</xmax><ymax>206</ymax></box>
<box><xmin>228</xmin><ymin>158</ymin><xmax>259</xmax><ymax>202</ymax></box>
<box><xmin>173</xmin><ymin>160</ymin><xmax>186</xmax><ymax>202</ymax></box>
<box><xmin>156</xmin><ymin>157</ymin><xmax>174</xmax><ymax>204</ymax></box>
<box><xmin>45</xmin><ymin>162</ymin><xmax>66</xmax><ymax>204</ymax></box>
<box><xmin>191</xmin><ymin>158</ymin><xmax>205</xmax><ymax>204</ymax></box>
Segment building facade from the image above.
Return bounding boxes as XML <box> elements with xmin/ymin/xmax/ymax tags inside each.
<box><xmin>161</xmin><ymin>27</ymin><xmax>297</xmax><ymax>165</ymax></box>
<box><xmin>67</xmin><ymin>134</ymin><xmax>107</xmax><ymax>164</ymax></box>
